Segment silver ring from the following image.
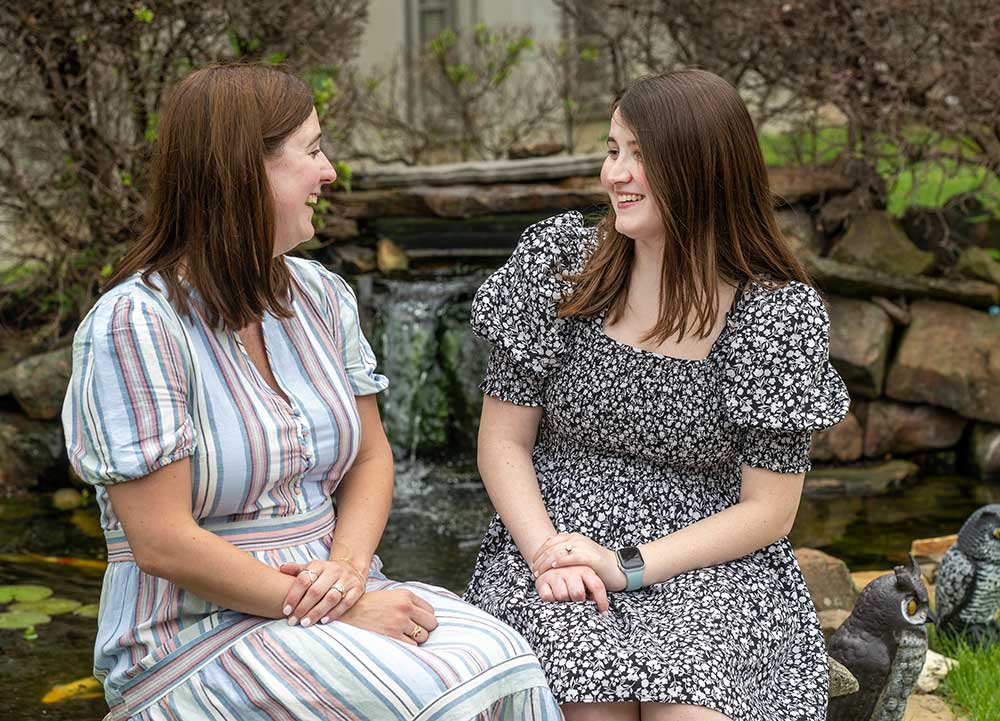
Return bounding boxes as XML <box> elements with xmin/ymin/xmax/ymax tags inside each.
<box><xmin>564</xmin><ymin>545</ymin><xmax>573</xmax><ymax>555</ymax></box>
<box><xmin>301</xmin><ymin>569</ymin><xmax>319</xmax><ymax>583</ymax></box>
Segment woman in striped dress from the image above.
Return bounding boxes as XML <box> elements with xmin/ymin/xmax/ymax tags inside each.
<box><xmin>62</xmin><ymin>64</ymin><xmax>560</xmax><ymax>721</ymax></box>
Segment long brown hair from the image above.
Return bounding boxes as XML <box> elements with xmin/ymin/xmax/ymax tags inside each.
<box><xmin>106</xmin><ymin>64</ymin><xmax>314</xmax><ymax>331</ymax></box>
<box><xmin>559</xmin><ymin>69</ymin><xmax>809</xmax><ymax>343</ymax></box>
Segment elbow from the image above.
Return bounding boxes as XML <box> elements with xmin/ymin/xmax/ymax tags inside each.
<box><xmin>131</xmin><ymin>542</ymin><xmax>173</xmax><ymax>579</ymax></box>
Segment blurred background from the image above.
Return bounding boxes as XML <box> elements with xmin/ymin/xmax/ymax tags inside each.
<box><xmin>1</xmin><ymin>1</ymin><xmax>998</xmax><ymax>719</ymax></box>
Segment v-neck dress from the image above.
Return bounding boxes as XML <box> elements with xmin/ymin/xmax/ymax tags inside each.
<box><xmin>62</xmin><ymin>257</ymin><xmax>560</xmax><ymax>721</ymax></box>
<box><xmin>463</xmin><ymin>213</ymin><xmax>851</xmax><ymax>720</ymax></box>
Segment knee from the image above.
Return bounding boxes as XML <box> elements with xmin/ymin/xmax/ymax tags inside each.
<box><xmin>641</xmin><ymin>703</ymin><xmax>734</xmax><ymax>721</ymax></box>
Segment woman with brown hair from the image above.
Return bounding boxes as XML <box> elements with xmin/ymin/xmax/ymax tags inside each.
<box><xmin>62</xmin><ymin>64</ymin><xmax>560</xmax><ymax>721</ymax></box>
<box><xmin>464</xmin><ymin>69</ymin><xmax>850</xmax><ymax>721</ymax></box>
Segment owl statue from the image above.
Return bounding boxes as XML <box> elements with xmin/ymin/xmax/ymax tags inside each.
<box><xmin>936</xmin><ymin>503</ymin><xmax>1000</xmax><ymax>645</ymax></box>
<box><xmin>827</xmin><ymin>555</ymin><xmax>934</xmax><ymax>721</ymax></box>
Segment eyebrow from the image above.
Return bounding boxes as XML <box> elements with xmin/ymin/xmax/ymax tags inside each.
<box><xmin>308</xmin><ymin>132</ymin><xmax>323</xmax><ymax>146</ymax></box>
<box><xmin>606</xmin><ymin>135</ymin><xmax>638</xmax><ymax>146</ymax></box>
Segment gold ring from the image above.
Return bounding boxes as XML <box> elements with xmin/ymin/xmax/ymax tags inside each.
<box><xmin>332</xmin><ymin>581</ymin><xmax>347</xmax><ymax>596</ymax></box>
<box><xmin>564</xmin><ymin>545</ymin><xmax>573</xmax><ymax>555</ymax></box>
<box><xmin>406</xmin><ymin>624</ymin><xmax>422</xmax><ymax>640</ymax></box>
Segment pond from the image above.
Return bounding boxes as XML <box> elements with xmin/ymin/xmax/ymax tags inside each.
<box><xmin>2</xmin><ymin>465</ymin><xmax>998</xmax><ymax>721</ymax></box>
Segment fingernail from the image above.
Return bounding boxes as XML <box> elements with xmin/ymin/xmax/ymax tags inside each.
<box><xmin>287</xmin><ymin>616</ymin><xmax>298</xmax><ymax>626</ymax></box>
<box><xmin>300</xmin><ymin>618</ymin><xmax>311</xmax><ymax>627</ymax></box>
<box><xmin>283</xmin><ymin>605</ymin><xmax>292</xmax><ymax>615</ymax></box>
<box><xmin>320</xmin><ymin>616</ymin><xmax>329</xmax><ymax>625</ymax></box>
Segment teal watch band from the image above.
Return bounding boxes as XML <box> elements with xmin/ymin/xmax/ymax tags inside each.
<box><xmin>615</xmin><ymin>547</ymin><xmax>645</xmax><ymax>591</ymax></box>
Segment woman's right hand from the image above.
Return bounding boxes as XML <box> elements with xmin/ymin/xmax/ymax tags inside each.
<box><xmin>338</xmin><ymin>589</ymin><xmax>439</xmax><ymax>645</ymax></box>
<box><xmin>535</xmin><ymin>565</ymin><xmax>609</xmax><ymax>613</ymax></box>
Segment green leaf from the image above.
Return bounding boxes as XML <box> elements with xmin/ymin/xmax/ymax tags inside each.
<box><xmin>265</xmin><ymin>52</ymin><xmax>287</xmax><ymax>66</ymax></box>
<box><xmin>73</xmin><ymin>604</ymin><xmax>101</xmax><ymax>619</ymax></box>
<box><xmin>0</xmin><ymin>610</ymin><xmax>52</xmax><ymax>630</ymax></box>
<box><xmin>133</xmin><ymin>6</ymin><xmax>154</xmax><ymax>23</ymax></box>
<box><xmin>145</xmin><ymin>112</ymin><xmax>160</xmax><ymax>144</ymax></box>
<box><xmin>0</xmin><ymin>585</ymin><xmax>54</xmax><ymax>603</ymax></box>
<box><xmin>10</xmin><ymin>598</ymin><xmax>82</xmax><ymax>616</ymax></box>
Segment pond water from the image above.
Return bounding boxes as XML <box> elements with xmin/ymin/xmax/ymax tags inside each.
<box><xmin>2</xmin><ymin>465</ymin><xmax>998</xmax><ymax>721</ymax></box>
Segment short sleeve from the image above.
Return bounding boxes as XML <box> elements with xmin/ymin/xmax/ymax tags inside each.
<box><xmin>721</xmin><ymin>281</ymin><xmax>850</xmax><ymax>474</ymax></box>
<box><xmin>62</xmin><ymin>294</ymin><xmax>196</xmax><ymax>485</ymax></box>
<box><xmin>471</xmin><ymin>212</ymin><xmax>594</xmax><ymax>406</ymax></box>
<box><xmin>313</xmin><ymin>264</ymin><xmax>389</xmax><ymax>396</ymax></box>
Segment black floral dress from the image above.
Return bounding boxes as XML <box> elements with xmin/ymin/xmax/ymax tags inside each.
<box><xmin>464</xmin><ymin>212</ymin><xmax>850</xmax><ymax>720</ymax></box>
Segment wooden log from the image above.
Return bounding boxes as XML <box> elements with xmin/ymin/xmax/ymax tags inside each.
<box><xmin>351</xmin><ymin>154</ymin><xmax>606</xmax><ymax>189</ymax></box>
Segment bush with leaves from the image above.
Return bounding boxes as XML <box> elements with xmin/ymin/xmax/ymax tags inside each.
<box><xmin>0</xmin><ymin>0</ymin><xmax>367</xmax><ymax>348</ymax></box>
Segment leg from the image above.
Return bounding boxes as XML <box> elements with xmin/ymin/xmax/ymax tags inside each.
<box><xmin>563</xmin><ymin>702</ymin><xmax>640</xmax><ymax>721</ymax></box>
<box><xmin>641</xmin><ymin>703</ymin><xmax>734</xmax><ymax>721</ymax></box>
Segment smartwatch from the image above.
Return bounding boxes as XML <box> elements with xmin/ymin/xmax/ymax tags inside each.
<box><xmin>615</xmin><ymin>546</ymin><xmax>645</xmax><ymax>591</ymax></box>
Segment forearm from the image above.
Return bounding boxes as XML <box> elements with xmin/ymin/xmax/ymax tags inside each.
<box><xmin>139</xmin><ymin>525</ymin><xmax>296</xmax><ymax>618</ymax></box>
<box><xmin>330</xmin><ymin>450</ymin><xmax>393</xmax><ymax>574</ymax></box>
<box><xmin>478</xmin><ymin>439</ymin><xmax>557</xmax><ymax>562</ymax></box>
<box><xmin>639</xmin><ymin>478</ymin><xmax>800</xmax><ymax>584</ymax></box>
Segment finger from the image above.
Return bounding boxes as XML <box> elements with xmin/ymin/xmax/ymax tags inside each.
<box><xmin>411</xmin><ymin>606</ymin><xmax>438</xmax><ymax>633</ymax></box>
<box><xmin>583</xmin><ymin>572</ymin><xmax>609</xmax><ymax>614</ymax></box>
<box><xmin>323</xmin><ymin>582</ymin><xmax>365</xmax><ymax>622</ymax></box>
<box><xmin>301</xmin><ymin>581</ymin><xmax>349</xmax><ymax>628</ymax></box>
<box><xmin>283</xmin><ymin>570</ymin><xmax>317</xmax><ymax>621</ymax></box>
<box><xmin>411</xmin><ymin>595</ymin><xmax>436</xmax><ymax>619</ymax></box>
<box><xmin>537</xmin><ymin>581</ymin><xmax>554</xmax><ymax>602</ymax></box>
<box><xmin>279</xmin><ymin>562</ymin><xmax>305</xmax><ymax>576</ymax></box>
<box><xmin>552</xmin><ymin>577</ymin><xmax>571</xmax><ymax>602</ymax></box>
<box><xmin>531</xmin><ymin>534</ymin><xmax>565</xmax><ymax>565</ymax></box>
<box><xmin>291</xmin><ymin>567</ymin><xmax>335</xmax><ymax>622</ymax></box>
<box><xmin>566</xmin><ymin>574</ymin><xmax>587</xmax><ymax>602</ymax></box>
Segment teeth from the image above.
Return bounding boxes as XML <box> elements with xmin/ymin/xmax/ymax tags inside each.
<box><xmin>618</xmin><ymin>193</ymin><xmax>644</xmax><ymax>203</ymax></box>
<box><xmin>306</xmin><ymin>194</ymin><xmax>319</xmax><ymax>206</ymax></box>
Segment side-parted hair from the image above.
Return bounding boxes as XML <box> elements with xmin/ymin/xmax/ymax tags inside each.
<box><xmin>106</xmin><ymin>64</ymin><xmax>314</xmax><ymax>331</ymax></box>
<box><xmin>559</xmin><ymin>69</ymin><xmax>810</xmax><ymax>342</ymax></box>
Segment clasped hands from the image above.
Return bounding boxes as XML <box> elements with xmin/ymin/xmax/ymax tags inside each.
<box><xmin>278</xmin><ymin>558</ymin><xmax>438</xmax><ymax>645</ymax></box>
<box><xmin>530</xmin><ymin>532</ymin><xmax>628</xmax><ymax>614</ymax></box>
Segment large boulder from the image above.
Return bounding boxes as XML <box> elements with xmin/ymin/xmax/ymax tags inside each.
<box><xmin>0</xmin><ymin>346</ymin><xmax>73</xmax><ymax>420</ymax></box>
<box><xmin>775</xmin><ymin>207</ymin><xmax>822</xmax><ymax>259</ymax></box>
<box><xmin>885</xmin><ymin>300</ymin><xmax>1000</xmax><ymax>423</ymax></box>
<box><xmin>804</xmin><ymin>460</ymin><xmax>921</xmax><ymax>497</ymax></box>
<box><xmin>829</xmin><ymin>211</ymin><xmax>935</xmax><ymax>277</ymax></box>
<box><xmin>768</xmin><ymin>167</ymin><xmax>854</xmax><ymax>205</ymax></box>
<box><xmin>0</xmin><ymin>411</ymin><xmax>66</xmax><ymax>493</ymax></box>
<box><xmin>955</xmin><ymin>246</ymin><xmax>1000</xmax><ymax>285</ymax></box>
<box><xmin>863</xmin><ymin>401</ymin><xmax>967</xmax><ymax>457</ymax></box>
<box><xmin>796</xmin><ymin>548</ymin><xmax>859</xmax><ymax>611</ymax></box>
<box><xmin>828</xmin><ymin>296</ymin><xmax>893</xmax><ymax>398</ymax></box>
<box><xmin>811</xmin><ymin>412</ymin><xmax>863</xmax><ymax>462</ymax></box>
<box><xmin>970</xmin><ymin>424</ymin><xmax>1000</xmax><ymax>481</ymax></box>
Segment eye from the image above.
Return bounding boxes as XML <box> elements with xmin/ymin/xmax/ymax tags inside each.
<box><xmin>994</xmin><ymin>527</ymin><xmax>1000</xmax><ymax>540</ymax></box>
<box><xmin>606</xmin><ymin>148</ymin><xmax>619</xmax><ymax>159</ymax></box>
<box><xmin>309</xmin><ymin>148</ymin><xmax>322</xmax><ymax>158</ymax></box>
<box><xmin>906</xmin><ymin>598</ymin><xmax>918</xmax><ymax>616</ymax></box>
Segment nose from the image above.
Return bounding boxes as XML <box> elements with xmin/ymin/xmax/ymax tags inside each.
<box><xmin>604</xmin><ymin>154</ymin><xmax>632</xmax><ymax>185</ymax></box>
<box><xmin>319</xmin><ymin>153</ymin><xmax>337</xmax><ymax>186</ymax></box>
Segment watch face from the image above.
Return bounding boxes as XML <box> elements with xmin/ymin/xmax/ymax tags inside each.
<box><xmin>617</xmin><ymin>546</ymin><xmax>643</xmax><ymax>570</ymax></box>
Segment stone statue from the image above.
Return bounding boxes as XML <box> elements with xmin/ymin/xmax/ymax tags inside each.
<box><xmin>827</xmin><ymin>555</ymin><xmax>934</xmax><ymax>721</ymax></box>
<box><xmin>936</xmin><ymin>503</ymin><xmax>1000</xmax><ymax>645</ymax></box>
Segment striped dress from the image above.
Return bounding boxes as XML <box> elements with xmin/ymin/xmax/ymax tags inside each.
<box><xmin>62</xmin><ymin>257</ymin><xmax>560</xmax><ymax>721</ymax></box>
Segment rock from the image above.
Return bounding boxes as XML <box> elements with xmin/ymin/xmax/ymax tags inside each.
<box><xmin>828</xmin><ymin>656</ymin><xmax>860</xmax><ymax>697</ymax></box>
<box><xmin>970</xmin><ymin>424</ymin><xmax>1000</xmax><ymax>481</ymax></box>
<box><xmin>863</xmin><ymin>401</ymin><xmax>967</xmax><ymax>457</ymax></box>
<box><xmin>334</xmin><ymin>245</ymin><xmax>377</xmax><ymax>273</ymax></box>
<box><xmin>903</xmin><ymin>693</ymin><xmax>956</xmax><ymax>721</ymax></box>
<box><xmin>830</xmin><ymin>211</ymin><xmax>935</xmax><ymax>277</ymax></box>
<box><xmin>818</xmin><ymin>187</ymin><xmax>870</xmax><ymax>234</ymax></box>
<box><xmin>775</xmin><ymin>207</ymin><xmax>822</xmax><ymax>258</ymax></box>
<box><xmin>0</xmin><ymin>411</ymin><xmax>65</xmax><ymax>493</ymax></box>
<box><xmin>916</xmin><ymin>650</ymin><xmax>959</xmax><ymax>694</ymax></box>
<box><xmin>804</xmin><ymin>460</ymin><xmax>921</xmax><ymax>497</ymax></box>
<box><xmin>885</xmin><ymin>300</ymin><xmax>1000</xmax><ymax>423</ymax></box>
<box><xmin>805</xmin><ymin>255</ymin><xmax>999</xmax><ymax>308</ymax></box>
<box><xmin>769</xmin><ymin>166</ymin><xmax>855</xmax><ymax>205</ymax></box>
<box><xmin>955</xmin><ymin>246</ymin><xmax>1000</xmax><ymax>285</ymax></box>
<box><xmin>0</xmin><ymin>346</ymin><xmax>72</xmax><ymax>420</ymax></box>
<box><xmin>376</xmin><ymin>238</ymin><xmax>409</xmax><ymax>274</ymax></box>
<box><xmin>828</xmin><ymin>296</ymin><xmax>893</xmax><ymax>398</ymax></box>
<box><xmin>508</xmin><ymin>141</ymin><xmax>564</xmax><ymax>160</ymax></box>
<box><xmin>851</xmin><ymin>569</ymin><xmax>888</xmax><ymax>592</ymax></box>
<box><xmin>811</xmin><ymin>412</ymin><xmax>863</xmax><ymax>462</ymax></box>
<box><xmin>871</xmin><ymin>296</ymin><xmax>912</xmax><ymax>325</ymax></box>
<box><xmin>910</xmin><ymin>534</ymin><xmax>957</xmax><ymax>564</ymax></box>
<box><xmin>819</xmin><ymin>608</ymin><xmax>852</xmax><ymax>640</ymax></box>
<box><xmin>796</xmin><ymin>548</ymin><xmax>858</xmax><ymax>611</ymax></box>
<box><xmin>316</xmin><ymin>216</ymin><xmax>359</xmax><ymax>241</ymax></box>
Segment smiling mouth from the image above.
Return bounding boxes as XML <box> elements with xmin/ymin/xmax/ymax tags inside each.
<box><xmin>617</xmin><ymin>193</ymin><xmax>644</xmax><ymax>205</ymax></box>
<box><xmin>305</xmin><ymin>194</ymin><xmax>319</xmax><ymax>207</ymax></box>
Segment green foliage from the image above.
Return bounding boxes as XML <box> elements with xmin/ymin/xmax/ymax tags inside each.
<box><xmin>132</xmin><ymin>5</ymin><xmax>154</xmax><ymax>24</ymax></box>
<box><xmin>332</xmin><ymin>161</ymin><xmax>352</xmax><ymax>193</ymax></box>
<box><xmin>931</xmin><ymin>628</ymin><xmax>1000</xmax><ymax>721</ymax></box>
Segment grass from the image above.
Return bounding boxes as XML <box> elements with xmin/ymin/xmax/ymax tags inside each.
<box><xmin>758</xmin><ymin>125</ymin><xmax>1000</xmax><ymax>220</ymax></box>
<box><xmin>930</xmin><ymin>627</ymin><xmax>1000</xmax><ymax>720</ymax></box>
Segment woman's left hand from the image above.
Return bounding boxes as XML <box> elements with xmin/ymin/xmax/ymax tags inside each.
<box><xmin>278</xmin><ymin>559</ymin><xmax>368</xmax><ymax>627</ymax></box>
<box><xmin>531</xmin><ymin>532</ymin><xmax>627</xmax><ymax>592</ymax></box>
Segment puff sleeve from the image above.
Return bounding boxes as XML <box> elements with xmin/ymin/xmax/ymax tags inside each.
<box><xmin>721</xmin><ymin>281</ymin><xmax>850</xmax><ymax>474</ymax></box>
<box><xmin>62</xmin><ymin>293</ymin><xmax>197</xmax><ymax>485</ymax></box>
<box><xmin>471</xmin><ymin>212</ymin><xmax>593</xmax><ymax>406</ymax></box>
<box><xmin>312</xmin><ymin>263</ymin><xmax>389</xmax><ymax>396</ymax></box>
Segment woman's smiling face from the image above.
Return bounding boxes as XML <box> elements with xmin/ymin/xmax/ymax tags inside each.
<box><xmin>600</xmin><ymin>110</ymin><xmax>664</xmax><ymax>244</ymax></box>
<box><xmin>265</xmin><ymin>108</ymin><xmax>337</xmax><ymax>257</ymax></box>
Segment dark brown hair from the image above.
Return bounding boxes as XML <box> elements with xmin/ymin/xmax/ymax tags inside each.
<box><xmin>106</xmin><ymin>63</ymin><xmax>314</xmax><ymax>331</ymax></box>
<box><xmin>559</xmin><ymin>69</ymin><xmax>810</xmax><ymax>342</ymax></box>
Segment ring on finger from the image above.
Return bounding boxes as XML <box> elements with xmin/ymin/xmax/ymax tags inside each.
<box><xmin>301</xmin><ymin>569</ymin><xmax>319</xmax><ymax>583</ymax></box>
<box><xmin>563</xmin><ymin>544</ymin><xmax>573</xmax><ymax>555</ymax></box>
<box><xmin>325</xmin><ymin>585</ymin><xmax>343</xmax><ymax>599</ymax></box>
<box><xmin>332</xmin><ymin>580</ymin><xmax>347</xmax><ymax>596</ymax></box>
<box><xmin>405</xmin><ymin>623</ymin><xmax>422</xmax><ymax>640</ymax></box>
